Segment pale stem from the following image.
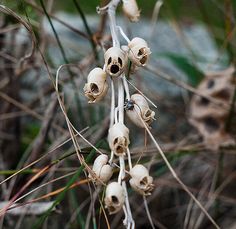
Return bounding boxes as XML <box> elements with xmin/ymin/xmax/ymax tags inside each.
<box><xmin>123</xmin><ymin>76</ymin><xmax>131</xmax><ymax>100</ymax></box>
<box><xmin>115</xmin><ymin>106</ymin><xmax>119</xmax><ymax>124</ymax></box>
<box><xmin>126</xmin><ymin>148</ymin><xmax>133</xmax><ymax>170</ymax></box>
<box><xmin>108</xmin><ymin>151</ymin><xmax>114</xmax><ymax>164</ymax></box>
<box><xmin>109</xmin><ymin>79</ymin><xmax>115</xmax><ymax>128</ymax></box>
<box><xmin>107</xmin><ymin>1</ymin><xmax>134</xmax><ymax>227</ymax></box>
<box><xmin>118</xmin><ymin>156</ymin><xmax>125</xmax><ymax>184</ymax></box>
<box><xmin>108</xmin><ymin>0</ymin><xmax>120</xmax><ymax>47</ymax></box>
<box><xmin>120</xmin><ymin>155</ymin><xmax>135</xmax><ymax>228</ymax></box>
<box><xmin>143</xmin><ymin>196</ymin><xmax>155</xmax><ymax>229</ymax></box>
<box><xmin>122</xmin><ymin>178</ymin><xmax>135</xmax><ymax>229</ymax></box>
<box><xmin>118</xmin><ymin>78</ymin><xmax>125</xmax><ymax>123</ymax></box>
<box><xmin>117</xmin><ymin>26</ymin><xmax>131</xmax><ymax>43</ymax></box>
<box><xmin>122</xmin><ymin>205</ymin><xmax>128</xmax><ymax>226</ymax></box>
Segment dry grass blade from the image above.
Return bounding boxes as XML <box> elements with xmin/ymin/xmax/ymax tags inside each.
<box><xmin>14</xmin><ymin>171</ymin><xmax>78</xmax><ymax>204</ymax></box>
<box><xmin>145</xmin><ymin>64</ymin><xmax>231</xmax><ymax>110</ymax></box>
<box><xmin>134</xmin><ymin>108</ymin><xmax>220</xmax><ymax>229</ymax></box>
<box><xmin>143</xmin><ymin>196</ymin><xmax>155</xmax><ymax>229</ymax></box>
<box><xmin>194</xmin><ymin>171</ymin><xmax>236</xmax><ymax>228</ymax></box>
<box><xmin>0</xmin><ymin>202</ymin><xmax>55</xmax><ymax>216</ymax></box>
<box><xmin>2</xmin><ymin>179</ymin><xmax>89</xmax><ymax>214</ymax></box>
<box><xmin>0</xmin><ymin>4</ymin><xmax>36</xmax><ymax>64</ymax></box>
<box><xmin>55</xmin><ymin>64</ymin><xmax>110</xmax><ymax>184</ymax></box>
<box><xmin>0</xmin><ymin>165</ymin><xmax>50</xmax><ymax>217</ymax></box>
<box><xmin>0</xmin><ymin>131</ymin><xmax>84</xmax><ymax>186</ymax></box>
<box><xmin>0</xmin><ymin>91</ymin><xmax>66</xmax><ymax>133</ymax></box>
<box><xmin>24</xmin><ymin>0</ymin><xmax>89</xmax><ymax>39</ymax></box>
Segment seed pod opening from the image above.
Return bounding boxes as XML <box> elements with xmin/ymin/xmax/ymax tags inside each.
<box><xmin>128</xmin><ymin>37</ymin><xmax>151</xmax><ymax>67</ymax></box>
<box><xmin>129</xmin><ymin>164</ymin><xmax>154</xmax><ymax>195</ymax></box>
<box><xmin>126</xmin><ymin>94</ymin><xmax>155</xmax><ymax>128</ymax></box>
<box><xmin>89</xmin><ymin>154</ymin><xmax>113</xmax><ymax>184</ymax></box>
<box><xmin>104</xmin><ymin>47</ymin><xmax>127</xmax><ymax>77</ymax></box>
<box><xmin>83</xmin><ymin>67</ymin><xmax>108</xmax><ymax>103</ymax></box>
<box><xmin>105</xmin><ymin>182</ymin><xmax>125</xmax><ymax>214</ymax></box>
<box><xmin>108</xmin><ymin>123</ymin><xmax>130</xmax><ymax>156</ymax></box>
<box><xmin>122</xmin><ymin>0</ymin><xmax>140</xmax><ymax>22</ymax></box>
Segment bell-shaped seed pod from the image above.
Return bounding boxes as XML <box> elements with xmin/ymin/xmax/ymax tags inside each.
<box><xmin>104</xmin><ymin>47</ymin><xmax>127</xmax><ymax>77</ymax></box>
<box><xmin>128</xmin><ymin>37</ymin><xmax>151</xmax><ymax>67</ymax></box>
<box><xmin>122</xmin><ymin>0</ymin><xmax>140</xmax><ymax>22</ymax></box>
<box><xmin>122</xmin><ymin>45</ymin><xmax>139</xmax><ymax>75</ymax></box>
<box><xmin>105</xmin><ymin>182</ymin><xmax>125</xmax><ymax>214</ymax></box>
<box><xmin>129</xmin><ymin>164</ymin><xmax>154</xmax><ymax>196</ymax></box>
<box><xmin>126</xmin><ymin>94</ymin><xmax>155</xmax><ymax>128</ymax></box>
<box><xmin>83</xmin><ymin>68</ymin><xmax>108</xmax><ymax>103</ymax></box>
<box><xmin>89</xmin><ymin>154</ymin><xmax>113</xmax><ymax>184</ymax></box>
<box><xmin>108</xmin><ymin>123</ymin><xmax>130</xmax><ymax>156</ymax></box>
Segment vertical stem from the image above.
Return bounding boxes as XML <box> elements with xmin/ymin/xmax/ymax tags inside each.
<box><xmin>123</xmin><ymin>76</ymin><xmax>131</xmax><ymax>100</ymax></box>
<box><xmin>108</xmin><ymin>0</ymin><xmax>120</xmax><ymax>47</ymax></box>
<box><xmin>106</xmin><ymin>1</ymin><xmax>134</xmax><ymax>227</ymax></box>
<box><xmin>110</xmin><ymin>79</ymin><xmax>115</xmax><ymax>127</ymax></box>
<box><xmin>118</xmin><ymin>77</ymin><xmax>125</xmax><ymax>123</ymax></box>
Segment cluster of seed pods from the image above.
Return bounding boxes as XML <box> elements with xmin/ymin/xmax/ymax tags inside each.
<box><xmin>83</xmin><ymin>0</ymin><xmax>155</xmax><ymax>226</ymax></box>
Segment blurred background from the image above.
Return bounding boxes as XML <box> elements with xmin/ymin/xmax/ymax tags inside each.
<box><xmin>0</xmin><ymin>0</ymin><xmax>235</xmax><ymax>228</ymax></box>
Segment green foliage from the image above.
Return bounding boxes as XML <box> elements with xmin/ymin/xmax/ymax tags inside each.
<box><xmin>156</xmin><ymin>52</ymin><xmax>204</xmax><ymax>86</ymax></box>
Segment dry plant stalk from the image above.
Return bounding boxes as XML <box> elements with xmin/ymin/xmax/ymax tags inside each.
<box><xmin>57</xmin><ymin>0</ymin><xmax>219</xmax><ymax>228</ymax></box>
<box><xmin>86</xmin><ymin>0</ymin><xmax>153</xmax><ymax>227</ymax></box>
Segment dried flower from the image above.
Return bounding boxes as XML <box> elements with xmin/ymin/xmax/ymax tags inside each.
<box><xmin>128</xmin><ymin>37</ymin><xmax>151</xmax><ymax>67</ymax></box>
<box><xmin>108</xmin><ymin>123</ymin><xmax>130</xmax><ymax>156</ymax></box>
<box><xmin>122</xmin><ymin>0</ymin><xmax>140</xmax><ymax>22</ymax></box>
<box><xmin>126</xmin><ymin>94</ymin><xmax>155</xmax><ymax>128</ymax></box>
<box><xmin>104</xmin><ymin>47</ymin><xmax>127</xmax><ymax>77</ymax></box>
<box><xmin>105</xmin><ymin>182</ymin><xmax>125</xmax><ymax>214</ymax></box>
<box><xmin>83</xmin><ymin>67</ymin><xmax>108</xmax><ymax>103</ymax></box>
<box><xmin>129</xmin><ymin>164</ymin><xmax>154</xmax><ymax>195</ymax></box>
<box><xmin>89</xmin><ymin>154</ymin><xmax>113</xmax><ymax>184</ymax></box>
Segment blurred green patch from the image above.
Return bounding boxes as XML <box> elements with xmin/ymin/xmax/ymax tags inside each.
<box><xmin>20</xmin><ymin>122</ymin><xmax>40</xmax><ymax>153</ymax></box>
<box><xmin>156</xmin><ymin>52</ymin><xmax>204</xmax><ymax>86</ymax></box>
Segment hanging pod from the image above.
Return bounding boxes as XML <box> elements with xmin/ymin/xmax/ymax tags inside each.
<box><xmin>126</xmin><ymin>94</ymin><xmax>155</xmax><ymax>128</ymax></box>
<box><xmin>122</xmin><ymin>0</ymin><xmax>140</xmax><ymax>22</ymax></box>
<box><xmin>83</xmin><ymin>67</ymin><xmax>108</xmax><ymax>103</ymax></box>
<box><xmin>104</xmin><ymin>47</ymin><xmax>127</xmax><ymax>77</ymax></box>
<box><xmin>108</xmin><ymin>123</ymin><xmax>130</xmax><ymax>156</ymax></box>
<box><xmin>128</xmin><ymin>37</ymin><xmax>151</xmax><ymax>67</ymax></box>
<box><xmin>129</xmin><ymin>164</ymin><xmax>154</xmax><ymax>195</ymax></box>
<box><xmin>89</xmin><ymin>154</ymin><xmax>113</xmax><ymax>184</ymax></box>
<box><xmin>105</xmin><ymin>182</ymin><xmax>125</xmax><ymax>214</ymax></box>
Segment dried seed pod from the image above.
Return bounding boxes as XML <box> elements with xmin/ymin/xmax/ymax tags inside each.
<box><xmin>83</xmin><ymin>67</ymin><xmax>108</xmax><ymax>103</ymax></box>
<box><xmin>108</xmin><ymin>123</ymin><xmax>130</xmax><ymax>156</ymax></box>
<box><xmin>128</xmin><ymin>37</ymin><xmax>151</xmax><ymax>67</ymax></box>
<box><xmin>89</xmin><ymin>154</ymin><xmax>113</xmax><ymax>184</ymax></box>
<box><xmin>129</xmin><ymin>164</ymin><xmax>154</xmax><ymax>196</ymax></box>
<box><xmin>122</xmin><ymin>0</ymin><xmax>140</xmax><ymax>22</ymax></box>
<box><xmin>122</xmin><ymin>45</ymin><xmax>139</xmax><ymax>75</ymax></box>
<box><xmin>189</xmin><ymin>66</ymin><xmax>235</xmax><ymax>150</ymax></box>
<box><xmin>105</xmin><ymin>182</ymin><xmax>125</xmax><ymax>214</ymax></box>
<box><xmin>126</xmin><ymin>94</ymin><xmax>155</xmax><ymax>128</ymax></box>
<box><xmin>104</xmin><ymin>47</ymin><xmax>127</xmax><ymax>77</ymax></box>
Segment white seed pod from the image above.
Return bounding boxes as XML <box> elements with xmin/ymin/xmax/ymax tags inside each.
<box><xmin>129</xmin><ymin>164</ymin><xmax>154</xmax><ymax>196</ymax></box>
<box><xmin>122</xmin><ymin>0</ymin><xmax>140</xmax><ymax>22</ymax></box>
<box><xmin>122</xmin><ymin>45</ymin><xmax>139</xmax><ymax>75</ymax></box>
<box><xmin>83</xmin><ymin>67</ymin><xmax>108</xmax><ymax>103</ymax></box>
<box><xmin>105</xmin><ymin>182</ymin><xmax>125</xmax><ymax>214</ymax></box>
<box><xmin>126</xmin><ymin>94</ymin><xmax>155</xmax><ymax>128</ymax></box>
<box><xmin>89</xmin><ymin>154</ymin><xmax>113</xmax><ymax>184</ymax></box>
<box><xmin>108</xmin><ymin>123</ymin><xmax>130</xmax><ymax>156</ymax></box>
<box><xmin>104</xmin><ymin>47</ymin><xmax>127</xmax><ymax>77</ymax></box>
<box><xmin>128</xmin><ymin>37</ymin><xmax>151</xmax><ymax>67</ymax></box>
